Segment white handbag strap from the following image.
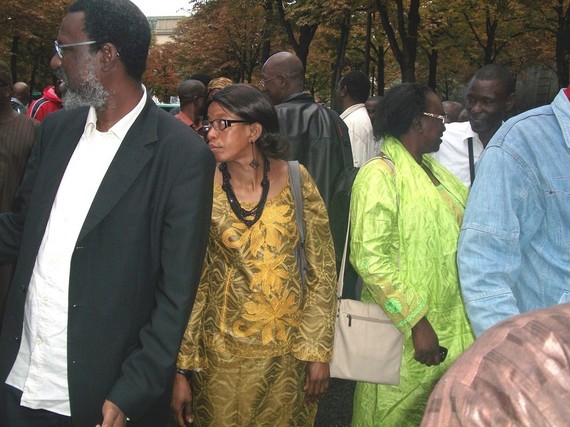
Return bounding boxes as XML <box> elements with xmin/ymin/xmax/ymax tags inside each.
<box><xmin>337</xmin><ymin>154</ymin><xmax>396</xmax><ymax>298</ymax></box>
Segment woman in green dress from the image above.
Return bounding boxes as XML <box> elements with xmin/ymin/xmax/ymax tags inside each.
<box><xmin>350</xmin><ymin>83</ymin><xmax>475</xmax><ymax>426</ymax></box>
<box><xmin>171</xmin><ymin>84</ymin><xmax>337</xmax><ymax>427</ymax></box>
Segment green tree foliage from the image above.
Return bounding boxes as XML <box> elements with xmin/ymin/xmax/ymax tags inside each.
<box><xmin>8</xmin><ymin>0</ymin><xmax>561</xmax><ymax>109</ymax></box>
<box><xmin>144</xmin><ymin>42</ymin><xmax>180</xmax><ymax>102</ymax></box>
<box><xmin>171</xmin><ymin>0</ymin><xmax>273</xmax><ymax>82</ymax></box>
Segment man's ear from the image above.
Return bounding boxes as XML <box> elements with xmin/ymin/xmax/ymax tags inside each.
<box><xmin>278</xmin><ymin>76</ymin><xmax>288</xmax><ymax>90</ymax></box>
<box><xmin>505</xmin><ymin>93</ymin><xmax>516</xmax><ymax>113</ymax></box>
<box><xmin>412</xmin><ymin>115</ymin><xmax>423</xmax><ymax>133</ymax></box>
<box><xmin>100</xmin><ymin>43</ymin><xmax>120</xmax><ymax>72</ymax></box>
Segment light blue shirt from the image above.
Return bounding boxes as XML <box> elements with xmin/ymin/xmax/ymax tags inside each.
<box><xmin>458</xmin><ymin>89</ymin><xmax>570</xmax><ymax>337</ymax></box>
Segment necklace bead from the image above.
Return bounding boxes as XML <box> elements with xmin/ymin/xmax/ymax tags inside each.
<box><xmin>219</xmin><ymin>156</ymin><xmax>270</xmax><ymax>227</ymax></box>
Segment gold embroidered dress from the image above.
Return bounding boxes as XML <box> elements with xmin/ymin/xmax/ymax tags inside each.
<box><xmin>177</xmin><ymin>165</ymin><xmax>336</xmax><ymax>426</ymax></box>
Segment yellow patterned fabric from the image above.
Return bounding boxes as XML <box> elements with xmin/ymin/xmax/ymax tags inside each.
<box><xmin>192</xmin><ymin>350</ymin><xmax>317</xmax><ymax>426</ymax></box>
<box><xmin>350</xmin><ymin>137</ymin><xmax>475</xmax><ymax>427</ymax></box>
<box><xmin>177</xmin><ymin>164</ymin><xmax>336</xmax><ymax>426</ymax></box>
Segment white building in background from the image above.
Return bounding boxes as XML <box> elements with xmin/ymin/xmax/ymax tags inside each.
<box><xmin>147</xmin><ymin>16</ymin><xmax>184</xmax><ymax>44</ymax></box>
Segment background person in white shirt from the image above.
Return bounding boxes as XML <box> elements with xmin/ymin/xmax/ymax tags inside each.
<box><xmin>337</xmin><ymin>70</ymin><xmax>376</xmax><ymax>167</ymax></box>
<box><xmin>0</xmin><ymin>1</ymin><xmax>215</xmax><ymax>426</ymax></box>
<box><xmin>433</xmin><ymin>64</ymin><xmax>515</xmax><ymax>187</ymax></box>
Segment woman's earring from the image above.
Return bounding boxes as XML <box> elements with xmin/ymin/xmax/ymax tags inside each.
<box><xmin>249</xmin><ymin>141</ymin><xmax>259</xmax><ymax>169</ymax></box>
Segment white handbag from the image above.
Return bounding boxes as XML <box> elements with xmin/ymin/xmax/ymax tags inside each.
<box><xmin>329</xmin><ymin>155</ymin><xmax>404</xmax><ymax>385</ymax></box>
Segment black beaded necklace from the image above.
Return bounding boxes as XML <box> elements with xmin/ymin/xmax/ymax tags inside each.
<box><xmin>219</xmin><ymin>156</ymin><xmax>270</xmax><ymax>227</ymax></box>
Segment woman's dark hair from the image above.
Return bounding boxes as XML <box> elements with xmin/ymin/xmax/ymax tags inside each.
<box><xmin>68</xmin><ymin>0</ymin><xmax>151</xmax><ymax>81</ymax></box>
<box><xmin>374</xmin><ymin>83</ymin><xmax>434</xmax><ymax>139</ymax></box>
<box><xmin>211</xmin><ymin>84</ymin><xmax>290</xmax><ymax>160</ymax></box>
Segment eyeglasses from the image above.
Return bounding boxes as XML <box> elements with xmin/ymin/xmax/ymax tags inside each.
<box><xmin>203</xmin><ymin>119</ymin><xmax>249</xmax><ymax>132</ymax></box>
<box><xmin>259</xmin><ymin>75</ymin><xmax>287</xmax><ymax>88</ymax></box>
<box><xmin>422</xmin><ymin>112</ymin><xmax>447</xmax><ymax>124</ymax></box>
<box><xmin>54</xmin><ymin>40</ymin><xmax>101</xmax><ymax>59</ymax></box>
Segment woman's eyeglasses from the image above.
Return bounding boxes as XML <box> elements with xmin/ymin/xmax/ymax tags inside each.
<box><xmin>202</xmin><ymin>119</ymin><xmax>249</xmax><ymax>132</ymax></box>
<box><xmin>422</xmin><ymin>112</ymin><xmax>447</xmax><ymax>125</ymax></box>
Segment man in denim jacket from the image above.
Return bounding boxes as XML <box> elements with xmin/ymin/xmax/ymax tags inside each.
<box><xmin>457</xmin><ymin>86</ymin><xmax>570</xmax><ymax>337</ymax></box>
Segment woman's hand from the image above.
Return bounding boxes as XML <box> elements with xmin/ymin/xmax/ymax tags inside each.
<box><xmin>411</xmin><ymin>316</ymin><xmax>442</xmax><ymax>366</ymax></box>
<box><xmin>304</xmin><ymin>361</ymin><xmax>330</xmax><ymax>404</ymax></box>
<box><xmin>171</xmin><ymin>372</ymin><xmax>194</xmax><ymax>426</ymax></box>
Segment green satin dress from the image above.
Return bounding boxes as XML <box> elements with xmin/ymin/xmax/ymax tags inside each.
<box><xmin>350</xmin><ymin>137</ymin><xmax>475</xmax><ymax>426</ymax></box>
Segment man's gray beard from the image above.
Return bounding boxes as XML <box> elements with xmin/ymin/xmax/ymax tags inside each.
<box><xmin>59</xmin><ymin>64</ymin><xmax>109</xmax><ymax>110</ymax></box>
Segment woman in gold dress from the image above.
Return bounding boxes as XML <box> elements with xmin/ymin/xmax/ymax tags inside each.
<box><xmin>171</xmin><ymin>84</ymin><xmax>337</xmax><ymax>427</ymax></box>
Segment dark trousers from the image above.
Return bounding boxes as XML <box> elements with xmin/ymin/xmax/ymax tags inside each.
<box><xmin>0</xmin><ymin>383</ymin><xmax>73</xmax><ymax>427</ymax></box>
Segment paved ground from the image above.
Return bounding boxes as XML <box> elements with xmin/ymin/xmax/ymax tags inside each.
<box><xmin>314</xmin><ymin>378</ymin><xmax>356</xmax><ymax>427</ymax></box>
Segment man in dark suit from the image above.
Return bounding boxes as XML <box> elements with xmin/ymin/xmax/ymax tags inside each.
<box><xmin>0</xmin><ymin>1</ymin><xmax>215</xmax><ymax>426</ymax></box>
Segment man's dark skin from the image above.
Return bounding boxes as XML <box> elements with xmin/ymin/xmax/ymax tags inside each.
<box><xmin>465</xmin><ymin>78</ymin><xmax>515</xmax><ymax>147</ymax></box>
<box><xmin>177</xmin><ymin>79</ymin><xmax>207</xmax><ymax>128</ymax></box>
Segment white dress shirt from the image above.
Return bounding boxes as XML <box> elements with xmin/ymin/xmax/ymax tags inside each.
<box><xmin>431</xmin><ymin>121</ymin><xmax>483</xmax><ymax>187</ymax></box>
<box><xmin>6</xmin><ymin>88</ymin><xmax>147</xmax><ymax>416</ymax></box>
<box><xmin>340</xmin><ymin>103</ymin><xmax>376</xmax><ymax>167</ymax></box>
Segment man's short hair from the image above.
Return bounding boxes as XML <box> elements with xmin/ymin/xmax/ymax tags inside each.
<box><xmin>472</xmin><ymin>64</ymin><xmax>515</xmax><ymax>95</ymax></box>
<box><xmin>68</xmin><ymin>0</ymin><xmax>151</xmax><ymax>81</ymax></box>
<box><xmin>340</xmin><ymin>70</ymin><xmax>370</xmax><ymax>104</ymax></box>
<box><xmin>177</xmin><ymin>79</ymin><xmax>206</xmax><ymax>102</ymax></box>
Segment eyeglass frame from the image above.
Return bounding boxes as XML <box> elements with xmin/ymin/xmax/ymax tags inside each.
<box><xmin>421</xmin><ymin>112</ymin><xmax>447</xmax><ymax>124</ymax></box>
<box><xmin>54</xmin><ymin>40</ymin><xmax>102</xmax><ymax>59</ymax></box>
<box><xmin>202</xmin><ymin>119</ymin><xmax>249</xmax><ymax>132</ymax></box>
<box><xmin>259</xmin><ymin>74</ymin><xmax>287</xmax><ymax>89</ymax></box>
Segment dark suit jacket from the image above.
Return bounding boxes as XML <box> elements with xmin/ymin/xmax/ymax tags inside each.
<box><xmin>0</xmin><ymin>96</ymin><xmax>215</xmax><ymax>426</ymax></box>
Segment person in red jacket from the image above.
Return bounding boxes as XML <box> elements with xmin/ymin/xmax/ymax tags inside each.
<box><xmin>27</xmin><ymin>77</ymin><xmax>65</xmax><ymax>121</ymax></box>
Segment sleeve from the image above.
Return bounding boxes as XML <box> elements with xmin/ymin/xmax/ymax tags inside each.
<box><xmin>0</xmin><ymin>119</ymin><xmax>45</xmax><ymax>263</ymax></box>
<box><xmin>106</xmin><ymin>137</ymin><xmax>215</xmax><ymax>416</ymax></box>
<box><xmin>176</xmin><ymin>257</ymin><xmax>210</xmax><ymax>371</ymax></box>
<box><xmin>457</xmin><ymin>144</ymin><xmax>542</xmax><ymax>337</ymax></box>
<box><xmin>345</xmin><ymin>121</ymin><xmax>365</xmax><ymax>167</ymax></box>
<box><xmin>291</xmin><ymin>167</ymin><xmax>337</xmax><ymax>363</ymax></box>
<box><xmin>349</xmin><ymin>160</ymin><xmax>427</xmax><ymax>333</ymax></box>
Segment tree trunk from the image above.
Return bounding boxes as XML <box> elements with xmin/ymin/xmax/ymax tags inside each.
<box><xmin>274</xmin><ymin>0</ymin><xmax>318</xmax><ymax>69</ymax></box>
<box><xmin>261</xmin><ymin>0</ymin><xmax>273</xmax><ymax>64</ymax></box>
<box><xmin>427</xmin><ymin>48</ymin><xmax>438</xmax><ymax>90</ymax></box>
<box><xmin>377</xmin><ymin>45</ymin><xmax>385</xmax><ymax>95</ymax></box>
<box><xmin>331</xmin><ymin>13</ymin><xmax>351</xmax><ymax>109</ymax></box>
<box><xmin>363</xmin><ymin>10</ymin><xmax>373</xmax><ymax>76</ymax></box>
<box><xmin>10</xmin><ymin>36</ymin><xmax>20</xmax><ymax>82</ymax></box>
<box><xmin>376</xmin><ymin>0</ymin><xmax>420</xmax><ymax>83</ymax></box>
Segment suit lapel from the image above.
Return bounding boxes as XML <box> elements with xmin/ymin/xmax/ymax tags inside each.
<box><xmin>78</xmin><ymin>98</ymin><xmax>158</xmax><ymax>241</ymax></box>
<box><xmin>33</xmin><ymin>109</ymin><xmax>89</xmax><ymax>239</ymax></box>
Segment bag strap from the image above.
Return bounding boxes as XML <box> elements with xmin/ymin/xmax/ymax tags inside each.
<box><xmin>337</xmin><ymin>154</ymin><xmax>395</xmax><ymax>298</ymax></box>
<box><xmin>288</xmin><ymin>161</ymin><xmax>307</xmax><ymax>287</ymax></box>
<box><xmin>467</xmin><ymin>137</ymin><xmax>475</xmax><ymax>186</ymax></box>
